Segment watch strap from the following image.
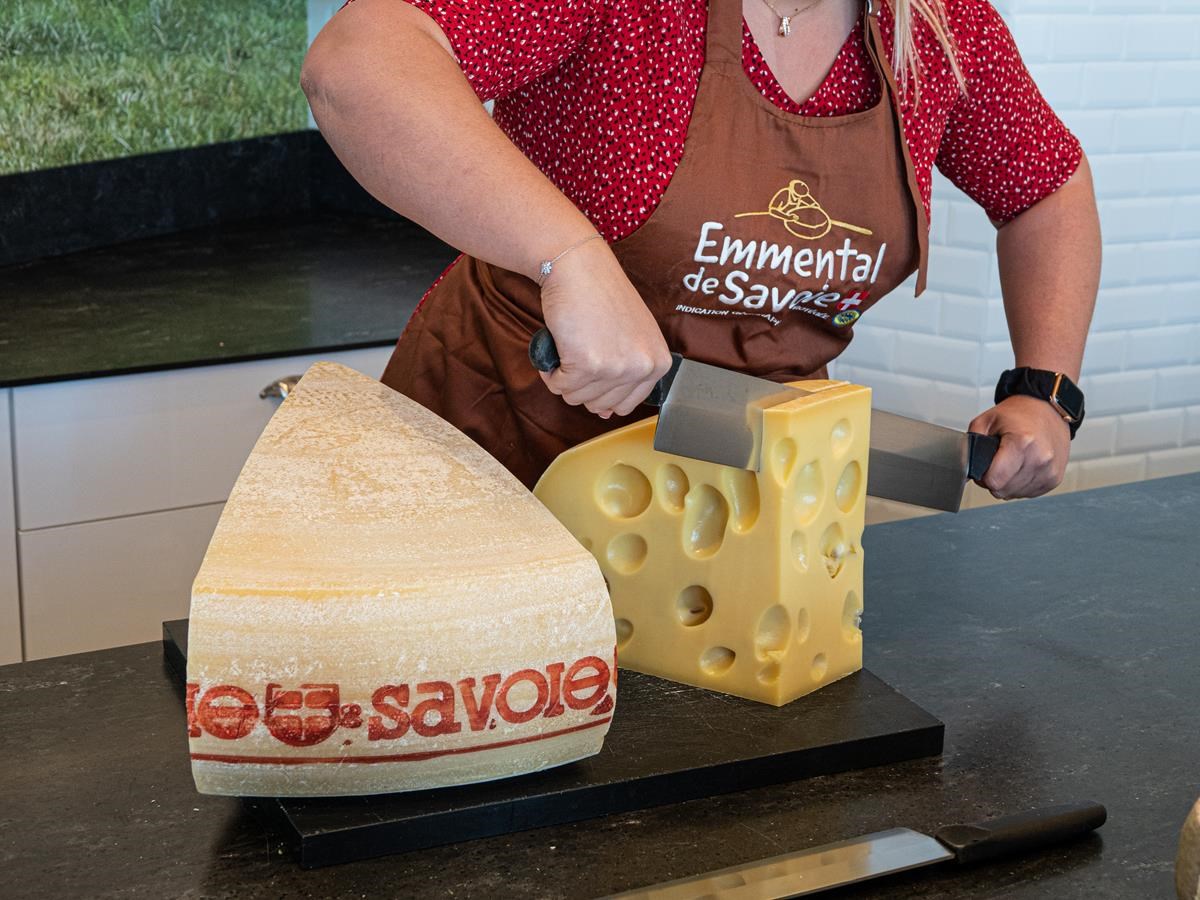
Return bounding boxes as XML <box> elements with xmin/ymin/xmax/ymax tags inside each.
<box><xmin>995</xmin><ymin>368</ymin><xmax>1085</xmax><ymax>438</ymax></box>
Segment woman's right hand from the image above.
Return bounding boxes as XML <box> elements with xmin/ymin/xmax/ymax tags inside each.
<box><xmin>537</xmin><ymin>237</ymin><xmax>673</xmax><ymax>419</ymax></box>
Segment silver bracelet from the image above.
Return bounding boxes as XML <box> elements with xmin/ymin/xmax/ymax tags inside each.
<box><xmin>537</xmin><ymin>233</ymin><xmax>603</xmax><ymax>285</ymax></box>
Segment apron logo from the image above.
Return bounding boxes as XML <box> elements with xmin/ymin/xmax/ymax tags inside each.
<box><xmin>683</xmin><ymin>201</ymin><xmax>887</xmax><ymax>328</ymax></box>
<box><xmin>833</xmin><ymin>291</ymin><xmax>868</xmax><ymax>326</ymax></box>
<box><xmin>736</xmin><ymin>179</ymin><xmax>872</xmax><ymax>241</ymax></box>
<box><xmin>833</xmin><ymin>310</ymin><xmax>860</xmax><ymax>327</ymax></box>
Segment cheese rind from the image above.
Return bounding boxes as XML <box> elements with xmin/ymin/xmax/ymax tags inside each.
<box><xmin>534</xmin><ymin>380</ymin><xmax>869</xmax><ymax>706</ymax></box>
<box><xmin>1177</xmin><ymin>796</ymin><xmax>1200</xmax><ymax>900</ymax></box>
<box><xmin>187</xmin><ymin>363</ymin><xmax>615</xmax><ymax>797</ymax></box>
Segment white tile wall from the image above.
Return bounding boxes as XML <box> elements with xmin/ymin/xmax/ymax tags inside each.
<box><xmin>303</xmin><ymin>0</ymin><xmax>1200</xmax><ymax>511</ymax></box>
<box><xmin>833</xmin><ymin>0</ymin><xmax>1200</xmax><ymax>507</ymax></box>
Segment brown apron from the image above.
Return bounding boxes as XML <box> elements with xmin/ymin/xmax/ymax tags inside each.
<box><xmin>383</xmin><ymin>0</ymin><xmax>929</xmax><ymax>489</ymax></box>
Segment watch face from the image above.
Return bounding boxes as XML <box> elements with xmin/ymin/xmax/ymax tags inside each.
<box><xmin>1052</xmin><ymin>377</ymin><xmax>1085</xmax><ymax>421</ymax></box>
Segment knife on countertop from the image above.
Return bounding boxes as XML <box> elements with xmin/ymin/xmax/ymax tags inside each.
<box><xmin>604</xmin><ymin>801</ymin><xmax>1107</xmax><ymax>899</ymax></box>
<box><xmin>529</xmin><ymin>328</ymin><xmax>998</xmax><ymax>513</ymax></box>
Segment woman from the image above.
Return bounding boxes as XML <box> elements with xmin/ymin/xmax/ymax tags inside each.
<box><xmin>302</xmin><ymin>0</ymin><xmax>1100</xmax><ymax>498</ymax></box>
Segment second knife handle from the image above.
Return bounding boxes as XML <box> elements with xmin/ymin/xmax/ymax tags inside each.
<box><xmin>967</xmin><ymin>431</ymin><xmax>1001</xmax><ymax>482</ymax></box>
<box><xmin>935</xmin><ymin>801</ymin><xmax>1107</xmax><ymax>866</ymax></box>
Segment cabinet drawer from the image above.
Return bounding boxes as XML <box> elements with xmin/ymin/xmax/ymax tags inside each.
<box><xmin>19</xmin><ymin>503</ymin><xmax>225</xmax><ymax>660</ymax></box>
<box><xmin>0</xmin><ymin>389</ymin><xmax>19</xmax><ymax>665</ymax></box>
<box><xmin>13</xmin><ymin>345</ymin><xmax>393</xmax><ymax>530</ymax></box>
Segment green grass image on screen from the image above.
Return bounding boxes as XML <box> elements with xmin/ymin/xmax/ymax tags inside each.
<box><xmin>0</xmin><ymin>0</ymin><xmax>308</xmax><ymax>176</ymax></box>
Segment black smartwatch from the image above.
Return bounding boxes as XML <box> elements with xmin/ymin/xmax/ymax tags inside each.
<box><xmin>995</xmin><ymin>368</ymin><xmax>1085</xmax><ymax>438</ymax></box>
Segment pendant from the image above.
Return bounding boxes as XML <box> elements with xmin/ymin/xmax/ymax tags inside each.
<box><xmin>779</xmin><ymin>15</ymin><xmax>792</xmax><ymax>37</ymax></box>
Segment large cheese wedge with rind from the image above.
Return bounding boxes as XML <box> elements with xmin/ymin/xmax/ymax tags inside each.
<box><xmin>1177</xmin><ymin>796</ymin><xmax>1200</xmax><ymax>900</ymax></box>
<box><xmin>187</xmin><ymin>362</ymin><xmax>615</xmax><ymax>797</ymax></box>
<box><xmin>534</xmin><ymin>380</ymin><xmax>869</xmax><ymax>707</ymax></box>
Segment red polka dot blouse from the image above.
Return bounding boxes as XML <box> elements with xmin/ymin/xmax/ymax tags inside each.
<box><xmin>344</xmin><ymin>0</ymin><xmax>1082</xmax><ymax>239</ymax></box>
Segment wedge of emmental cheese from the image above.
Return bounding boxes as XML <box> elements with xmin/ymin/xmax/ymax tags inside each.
<box><xmin>534</xmin><ymin>380</ymin><xmax>869</xmax><ymax>707</ymax></box>
<box><xmin>187</xmin><ymin>363</ymin><xmax>615</xmax><ymax>797</ymax></box>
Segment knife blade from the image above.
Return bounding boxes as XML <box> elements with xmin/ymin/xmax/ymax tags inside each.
<box><xmin>528</xmin><ymin>329</ymin><xmax>998</xmax><ymax>511</ymax></box>
<box><xmin>604</xmin><ymin>802</ymin><xmax>1107</xmax><ymax>899</ymax></box>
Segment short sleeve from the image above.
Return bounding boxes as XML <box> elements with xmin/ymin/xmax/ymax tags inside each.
<box><xmin>935</xmin><ymin>0</ymin><xmax>1083</xmax><ymax>223</ymax></box>
<box><xmin>395</xmin><ymin>0</ymin><xmax>602</xmax><ymax>102</ymax></box>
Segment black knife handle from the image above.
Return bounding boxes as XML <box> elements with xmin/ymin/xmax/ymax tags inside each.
<box><xmin>967</xmin><ymin>431</ymin><xmax>1000</xmax><ymax>482</ymax></box>
<box><xmin>528</xmin><ymin>327</ymin><xmax>681</xmax><ymax>407</ymax></box>
<box><xmin>935</xmin><ymin>802</ymin><xmax>1107</xmax><ymax>866</ymax></box>
<box><xmin>528</xmin><ymin>327</ymin><xmax>562</xmax><ymax>373</ymax></box>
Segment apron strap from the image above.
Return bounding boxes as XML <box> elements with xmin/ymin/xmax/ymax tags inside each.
<box><xmin>704</xmin><ymin>0</ymin><xmax>746</xmax><ymax>71</ymax></box>
<box><xmin>862</xmin><ymin>3</ymin><xmax>931</xmax><ymax>295</ymax></box>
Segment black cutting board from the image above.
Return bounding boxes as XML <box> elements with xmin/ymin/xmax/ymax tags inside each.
<box><xmin>164</xmin><ymin>618</ymin><xmax>942</xmax><ymax>868</ymax></box>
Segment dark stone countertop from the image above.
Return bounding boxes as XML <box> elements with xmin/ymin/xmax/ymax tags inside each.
<box><xmin>0</xmin><ymin>211</ymin><xmax>456</xmax><ymax>388</ymax></box>
<box><xmin>2</xmin><ymin>474</ymin><xmax>1197</xmax><ymax>898</ymax></box>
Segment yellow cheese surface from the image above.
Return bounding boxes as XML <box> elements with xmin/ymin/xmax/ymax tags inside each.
<box><xmin>187</xmin><ymin>363</ymin><xmax>615</xmax><ymax>797</ymax></box>
<box><xmin>534</xmin><ymin>380</ymin><xmax>869</xmax><ymax>706</ymax></box>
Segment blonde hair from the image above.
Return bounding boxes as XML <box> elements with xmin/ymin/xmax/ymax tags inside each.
<box><xmin>889</xmin><ymin>0</ymin><xmax>966</xmax><ymax>99</ymax></box>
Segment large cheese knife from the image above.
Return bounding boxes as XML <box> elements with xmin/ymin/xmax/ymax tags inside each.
<box><xmin>605</xmin><ymin>801</ymin><xmax>1107</xmax><ymax>899</ymax></box>
<box><xmin>529</xmin><ymin>329</ymin><xmax>998</xmax><ymax>513</ymax></box>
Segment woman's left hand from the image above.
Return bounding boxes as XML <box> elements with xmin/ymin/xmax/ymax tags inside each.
<box><xmin>968</xmin><ymin>396</ymin><xmax>1072</xmax><ymax>500</ymax></box>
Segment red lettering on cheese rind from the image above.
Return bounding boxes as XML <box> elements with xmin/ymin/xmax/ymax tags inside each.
<box><xmin>588</xmin><ymin>647</ymin><xmax>618</xmax><ymax>716</ymax></box>
<box><xmin>564</xmin><ymin>657</ymin><xmax>610</xmax><ymax>710</ymax></box>
<box><xmin>197</xmin><ymin>686</ymin><xmax>259</xmax><ymax>740</ymax></box>
<box><xmin>543</xmin><ymin>663</ymin><xmax>566</xmax><ymax>719</ymax></box>
<box><xmin>496</xmin><ymin>669</ymin><xmax>550</xmax><ymax>724</ymax></box>
<box><xmin>191</xmin><ymin>717</ymin><xmax>612</xmax><ymax>765</ymax></box>
<box><xmin>412</xmin><ymin>682</ymin><xmax>463</xmax><ymax>737</ymax></box>
<box><xmin>186</xmin><ymin>683</ymin><xmax>202</xmax><ymax>738</ymax></box>
<box><xmin>189</xmin><ymin>653</ymin><xmax>616</xmax><ymax>744</ymax></box>
<box><xmin>458</xmin><ymin>674</ymin><xmax>501</xmax><ymax>731</ymax></box>
<box><xmin>264</xmin><ymin>683</ymin><xmax>341</xmax><ymax>747</ymax></box>
<box><xmin>367</xmin><ymin>685</ymin><xmax>410</xmax><ymax>740</ymax></box>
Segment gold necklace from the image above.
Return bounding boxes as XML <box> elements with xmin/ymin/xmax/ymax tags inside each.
<box><xmin>759</xmin><ymin>0</ymin><xmax>825</xmax><ymax>37</ymax></box>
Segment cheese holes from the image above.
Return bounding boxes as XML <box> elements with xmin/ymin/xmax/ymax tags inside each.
<box><xmin>811</xmin><ymin>653</ymin><xmax>829</xmax><ymax>681</ymax></box>
<box><xmin>656</xmin><ymin>464</ymin><xmax>690</xmax><ymax>513</ymax></box>
<box><xmin>615</xmin><ymin>618</ymin><xmax>634</xmax><ymax>649</ymax></box>
<box><xmin>597</xmin><ymin>464</ymin><xmax>652</xmax><ymax>519</ymax></box>
<box><xmin>754</xmin><ymin>605</ymin><xmax>791</xmax><ymax>662</ymax></box>
<box><xmin>796</xmin><ymin>607</ymin><xmax>811</xmax><ymax>644</ymax></box>
<box><xmin>757</xmin><ymin>662</ymin><xmax>781</xmax><ymax>685</ymax></box>
<box><xmin>607</xmin><ymin>533</ymin><xmax>648</xmax><ymax>574</ymax></box>
<box><xmin>699</xmin><ymin>646</ymin><xmax>736</xmax><ymax>676</ymax></box>
<box><xmin>790</xmin><ymin>530</ymin><xmax>809</xmax><ymax>570</ymax></box>
<box><xmin>720</xmin><ymin>468</ymin><xmax>760</xmax><ymax>533</ymax></box>
<box><xmin>831</xmin><ymin>418</ymin><xmax>853</xmax><ymax>455</ymax></box>
<box><xmin>843</xmin><ymin>591</ymin><xmax>863</xmax><ymax>642</ymax></box>
<box><xmin>676</xmin><ymin>585</ymin><xmax>713</xmax><ymax>626</ymax></box>
<box><xmin>835</xmin><ymin>461</ymin><xmax>863</xmax><ymax>513</ymax></box>
<box><xmin>792</xmin><ymin>461</ymin><xmax>823</xmax><ymax>525</ymax></box>
<box><xmin>821</xmin><ymin>522</ymin><xmax>851</xmax><ymax>578</ymax></box>
<box><xmin>772</xmin><ymin>437</ymin><xmax>797</xmax><ymax>486</ymax></box>
<box><xmin>682</xmin><ymin>484</ymin><xmax>729</xmax><ymax>558</ymax></box>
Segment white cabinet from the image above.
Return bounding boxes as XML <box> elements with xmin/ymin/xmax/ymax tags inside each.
<box><xmin>1</xmin><ymin>390</ymin><xmax>20</xmax><ymax>665</ymax></box>
<box><xmin>10</xmin><ymin>345</ymin><xmax>395</xmax><ymax>660</ymax></box>
<box><xmin>13</xmin><ymin>346</ymin><xmax>392</xmax><ymax>530</ymax></box>
<box><xmin>20</xmin><ymin>503</ymin><xmax>224</xmax><ymax>660</ymax></box>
